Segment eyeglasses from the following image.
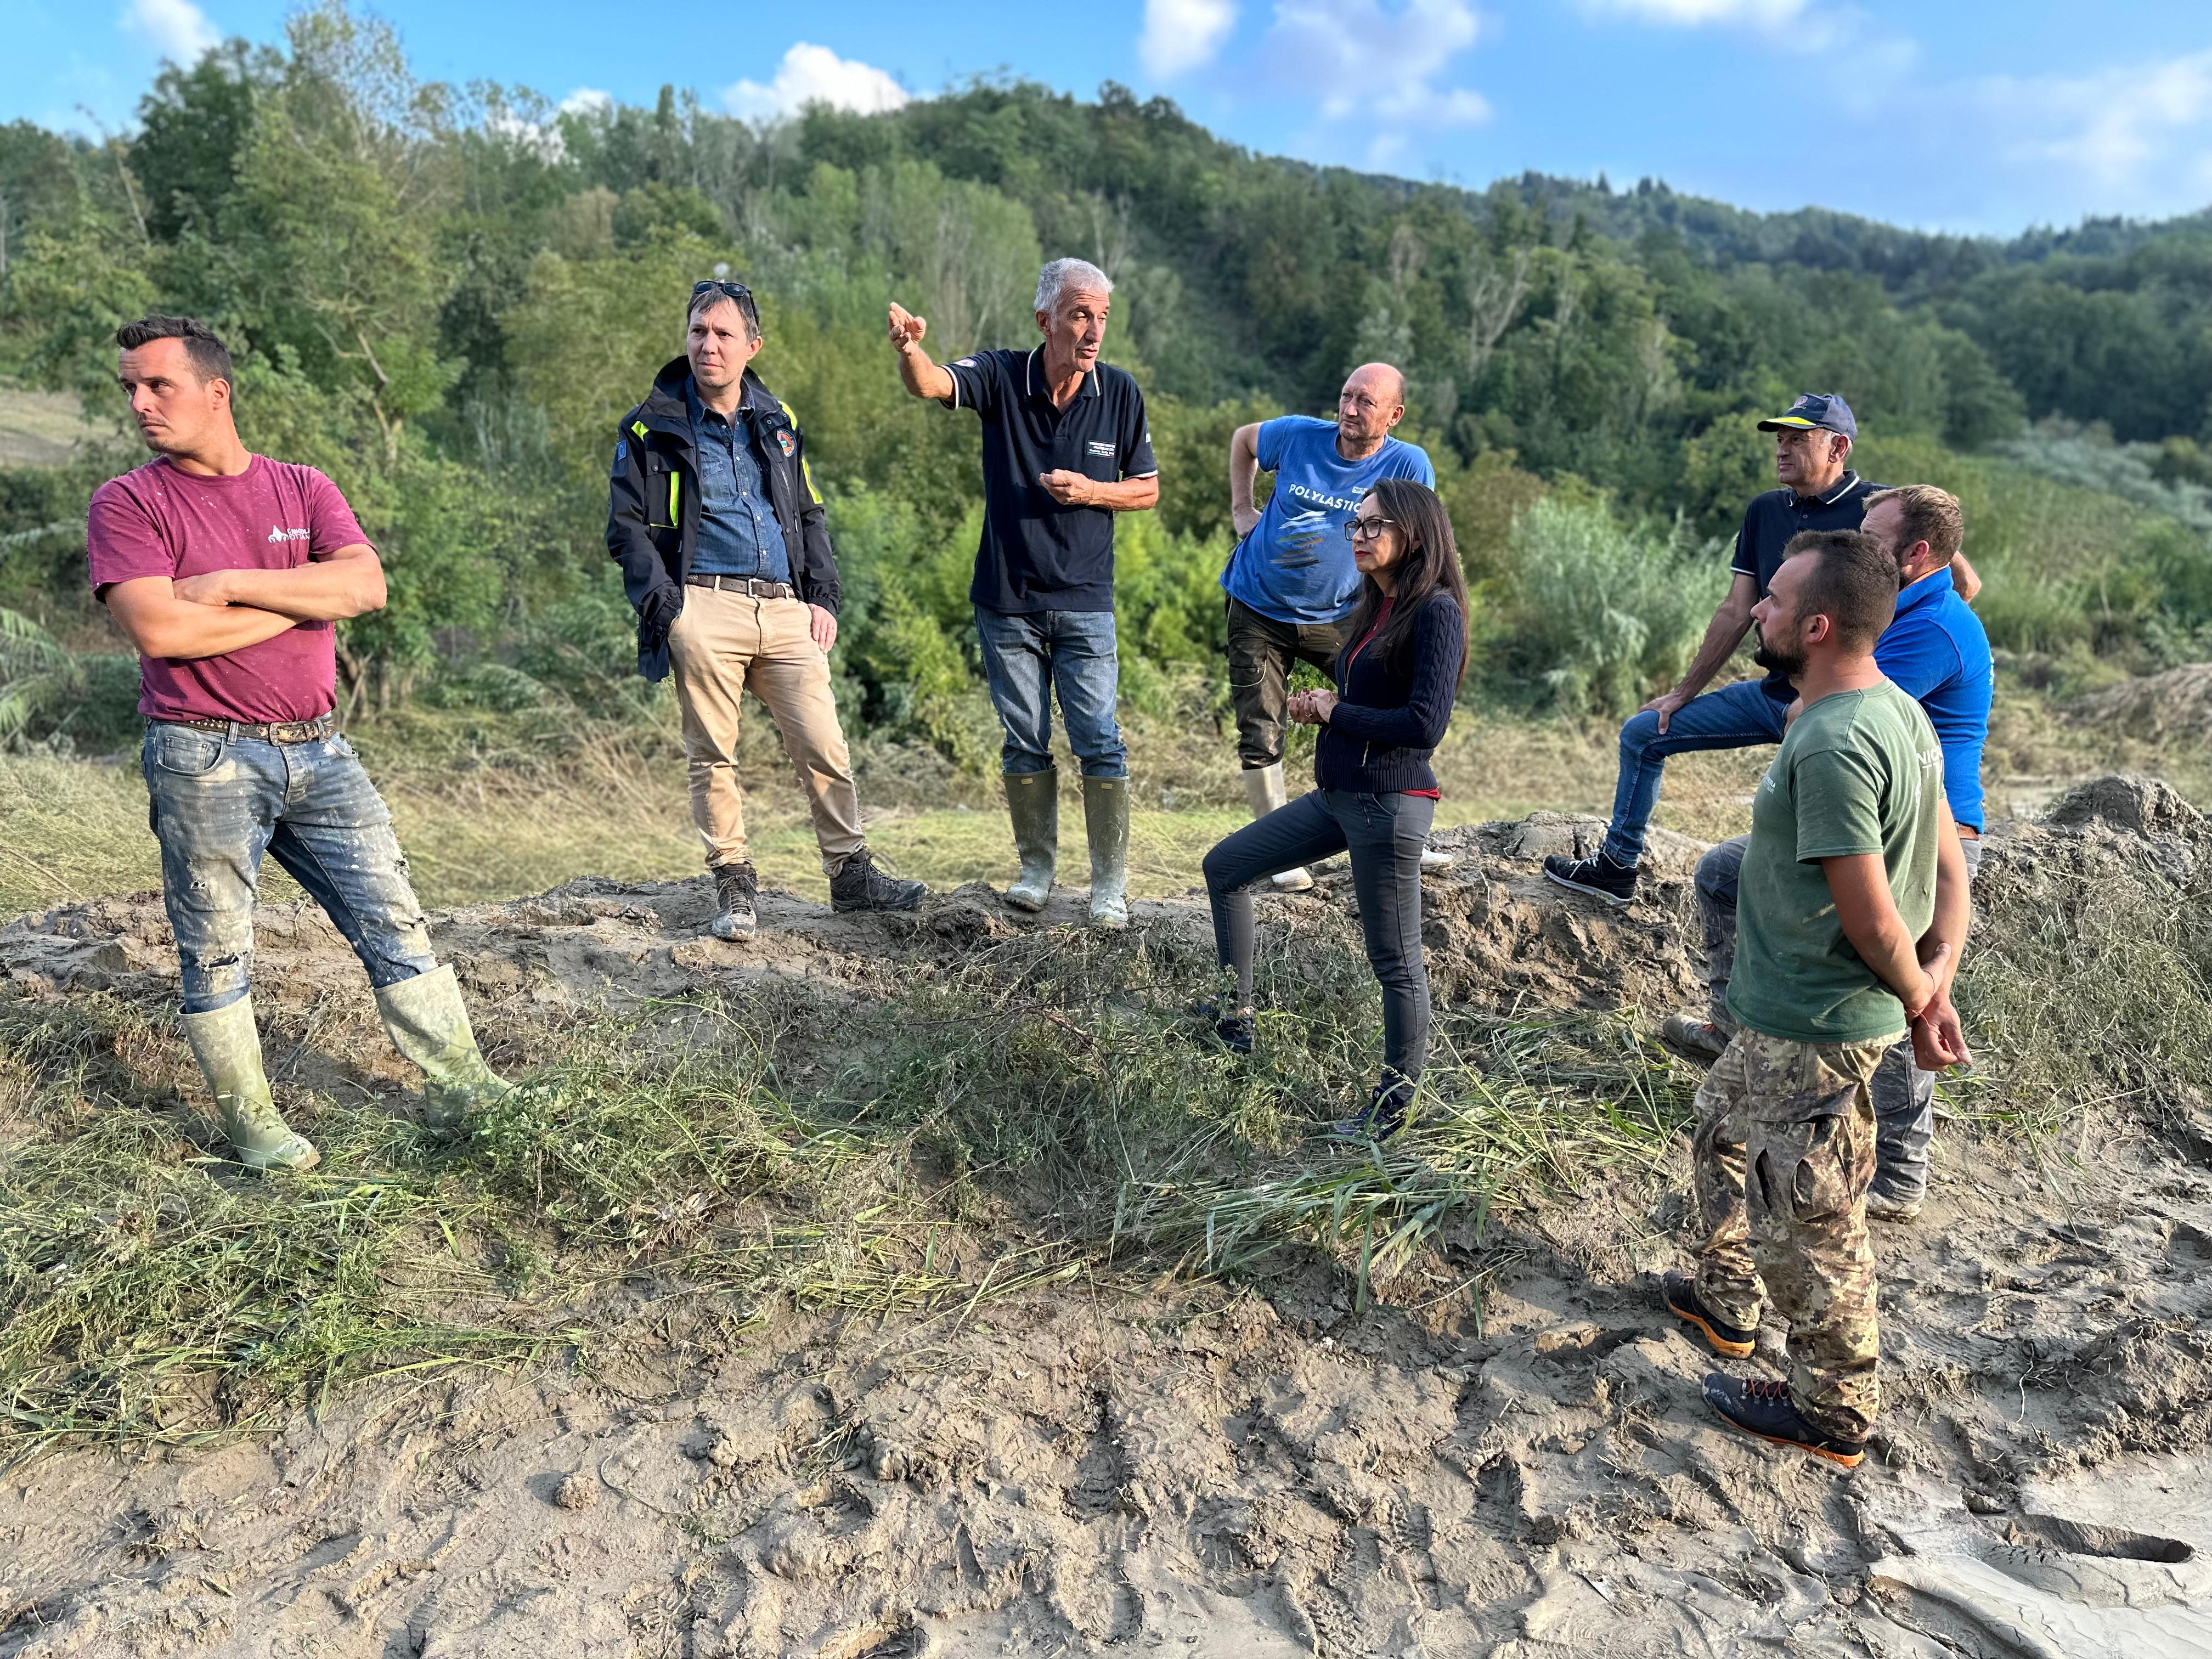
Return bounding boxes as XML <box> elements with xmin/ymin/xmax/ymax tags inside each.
<box><xmin>1345</xmin><ymin>515</ymin><xmax>1397</xmax><ymax>542</ymax></box>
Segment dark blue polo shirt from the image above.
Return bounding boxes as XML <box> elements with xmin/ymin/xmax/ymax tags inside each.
<box><xmin>942</xmin><ymin>347</ymin><xmax>1157</xmax><ymax>614</ymax></box>
<box><xmin>1731</xmin><ymin>470</ymin><xmax>1883</xmax><ymax>697</ymax></box>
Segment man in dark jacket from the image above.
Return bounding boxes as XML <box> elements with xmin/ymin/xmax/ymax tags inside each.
<box><xmin>608</xmin><ymin>279</ymin><xmax>922</xmax><ymax>939</ymax></box>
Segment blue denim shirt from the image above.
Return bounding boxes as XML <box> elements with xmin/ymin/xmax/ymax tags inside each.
<box><xmin>686</xmin><ymin>380</ymin><xmax>791</xmax><ymax>583</ymax></box>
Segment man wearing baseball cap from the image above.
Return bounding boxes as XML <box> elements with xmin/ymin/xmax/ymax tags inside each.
<box><xmin>1543</xmin><ymin>393</ymin><xmax>1979</xmax><ymax>907</ymax></box>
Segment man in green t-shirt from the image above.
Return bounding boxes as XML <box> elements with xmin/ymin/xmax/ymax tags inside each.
<box><xmin>1661</xmin><ymin>528</ymin><xmax>1973</xmax><ymax>1468</ymax></box>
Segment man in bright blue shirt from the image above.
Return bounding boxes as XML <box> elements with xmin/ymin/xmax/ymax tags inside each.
<box><xmin>1672</xmin><ymin>485</ymin><xmax>1993</xmax><ymax>1222</ymax></box>
<box><xmin>1224</xmin><ymin>363</ymin><xmax>1436</xmax><ymax>889</ymax></box>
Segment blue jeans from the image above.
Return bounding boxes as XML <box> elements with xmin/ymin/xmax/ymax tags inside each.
<box><xmin>1604</xmin><ymin>678</ymin><xmax>1790</xmax><ymax>867</ymax></box>
<box><xmin>142</xmin><ymin>722</ymin><xmax>438</xmax><ymax>1013</ymax></box>
<box><xmin>1203</xmin><ymin>789</ymin><xmax>1436</xmax><ymax>1078</ymax></box>
<box><xmin>973</xmin><ymin>605</ymin><xmax>1127</xmax><ymax>778</ymax></box>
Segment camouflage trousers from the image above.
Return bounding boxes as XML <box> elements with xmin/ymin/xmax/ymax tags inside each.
<box><xmin>1691</xmin><ymin>1028</ymin><xmax>1893</xmax><ymax>1441</ymax></box>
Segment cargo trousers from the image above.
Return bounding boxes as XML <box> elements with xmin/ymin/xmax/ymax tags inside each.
<box><xmin>1691</xmin><ymin>1028</ymin><xmax>1893</xmax><ymax>1442</ymax></box>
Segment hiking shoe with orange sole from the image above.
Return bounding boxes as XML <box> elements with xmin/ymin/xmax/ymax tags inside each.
<box><xmin>1662</xmin><ymin>1272</ymin><xmax>1756</xmax><ymax>1358</ymax></box>
<box><xmin>1702</xmin><ymin>1373</ymin><xmax>1867</xmax><ymax>1469</ymax></box>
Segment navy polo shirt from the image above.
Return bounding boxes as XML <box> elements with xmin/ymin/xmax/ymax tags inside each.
<box><xmin>1731</xmin><ymin>470</ymin><xmax>1884</xmax><ymax>697</ymax></box>
<box><xmin>942</xmin><ymin>347</ymin><xmax>1157</xmax><ymax>614</ymax></box>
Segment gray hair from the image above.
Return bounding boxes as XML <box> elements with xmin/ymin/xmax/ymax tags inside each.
<box><xmin>1034</xmin><ymin>257</ymin><xmax>1113</xmax><ymax>315</ymax></box>
<box><xmin>687</xmin><ymin>283</ymin><xmax>761</xmax><ymax>342</ymax></box>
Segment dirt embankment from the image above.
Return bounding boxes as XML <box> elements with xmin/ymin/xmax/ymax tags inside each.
<box><xmin>3</xmin><ymin>780</ymin><xmax>2211</xmax><ymax>1658</ymax></box>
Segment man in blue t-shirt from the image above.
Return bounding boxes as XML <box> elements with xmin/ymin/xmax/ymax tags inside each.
<box><xmin>1668</xmin><ymin>484</ymin><xmax>1994</xmax><ymax>1223</ymax></box>
<box><xmin>1224</xmin><ymin>364</ymin><xmax>1436</xmax><ymax>889</ymax></box>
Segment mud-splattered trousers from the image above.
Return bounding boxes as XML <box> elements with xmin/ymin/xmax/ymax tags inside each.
<box><xmin>1695</xmin><ymin>834</ymin><xmax>1981</xmax><ymax>1206</ymax></box>
<box><xmin>142</xmin><ymin>721</ymin><xmax>437</xmax><ymax>1014</ymax></box>
<box><xmin>1691</xmin><ymin>1029</ymin><xmax>1894</xmax><ymax>1442</ymax></box>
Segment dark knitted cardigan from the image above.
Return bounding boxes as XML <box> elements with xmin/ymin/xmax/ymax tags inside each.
<box><xmin>1314</xmin><ymin>592</ymin><xmax>1465</xmax><ymax>793</ymax></box>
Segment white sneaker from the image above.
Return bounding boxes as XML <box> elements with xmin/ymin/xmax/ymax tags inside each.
<box><xmin>1418</xmin><ymin>847</ymin><xmax>1455</xmax><ymax>873</ymax></box>
<box><xmin>1272</xmin><ymin>867</ymin><xmax>1314</xmax><ymax>891</ymax></box>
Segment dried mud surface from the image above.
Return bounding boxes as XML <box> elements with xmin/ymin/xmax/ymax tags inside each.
<box><xmin>4</xmin><ymin>782</ymin><xmax>2212</xmax><ymax>1658</ymax></box>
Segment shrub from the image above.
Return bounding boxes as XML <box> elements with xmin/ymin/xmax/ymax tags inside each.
<box><xmin>1489</xmin><ymin>496</ymin><xmax>1726</xmax><ymax>715</ymax></box>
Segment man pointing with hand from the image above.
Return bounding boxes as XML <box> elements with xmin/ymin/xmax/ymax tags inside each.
<box><xmin>888</xmin><ymin>257</ymin><xmax>1159</xmax><ymax>929</ymax></box>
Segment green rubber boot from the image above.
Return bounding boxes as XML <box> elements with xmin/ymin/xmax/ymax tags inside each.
<box><xmin>1082</xmin><ymin>775</ymin><xmax>1131</xmax><ymax>930</ymax></box>
<box><xmin>374</xmin><ymin>964</ymin><xmax>515</xmax><ymax>1131</ymax></box>
<box><xmin>179</xmin><ymin>997</ymin><xmax>320</xmax><ymax>1172</ymax></box>
<box><xmin>1003</xmin><ymin>769</ymin><xmax>1059</xmax><ymax>913</ymax></box>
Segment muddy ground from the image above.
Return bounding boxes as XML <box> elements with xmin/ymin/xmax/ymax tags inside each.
<box><xmin>3</xmin><ymin>780</ymin><xmax>2210</xmax><ymax>1658</ymax></box>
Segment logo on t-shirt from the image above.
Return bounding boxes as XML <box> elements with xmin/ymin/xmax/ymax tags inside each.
<box><xmin>267</xmin><ymin>526</ymin><xmax>311</xmax><ymax>544</ymax></box>
<box><xmin>1086</xmin><ymin>441</ymin><xmax>1116</xmax><ymax>457</ymax></box>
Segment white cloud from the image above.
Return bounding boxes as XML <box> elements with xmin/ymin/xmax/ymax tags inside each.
<box><xmin>723</xmin><ymin>43</ymin><xmax>909</xmax><ymax>123</ymax></box>
<box><xmin>1582</xmin><ymin>0</ymin><xmax>1804</xmax><ymax>25</ymax></box>
<box><xmin>1985</xmin><ymin>52</ymin><xmax>2212</xmax><ymax>193</ymax></box>
<box><xmin>1141</xmin><ymin>0</ymin><xmax>1239</xmax><ymax>77</ymax></box>
<box><xmin>121</xmin><ymin>0</ymin><xmax>219</xmax><ymax>63</ymax></box>
<box><xmin>1265</xmin><ymin>0</ymin><xmax>1489</xmax><ymax>161</ymax></box>
<box><xmin>559</xmin><ymin>88</ymin><xmax>614</xmax><ymax>119</ymax></box>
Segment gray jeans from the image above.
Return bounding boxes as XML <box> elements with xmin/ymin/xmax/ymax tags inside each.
<box><xmin>1695</xmin><ymin>833</ymin><xmax>1983</xmax><ymax>1204</ymax></box>
<box><xmin>1203</xmin><ymin>788</ymin><xmax>1436</xmax><ymax>1079</ymax></box>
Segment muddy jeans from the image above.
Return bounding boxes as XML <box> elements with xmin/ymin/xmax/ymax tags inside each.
<box><xmin>667</xmin><ymin>589</ymin><xmax>866</xmax><ymax>874</ymax></box>
<box><xmin>1203</xmin><ymin>788</ymin><xmax>1436</xmax><ymax>1078</ymax></box>
<box><xmin>1692</xmin><ymin>1029</ymin><xmax>1891</xmax><ymax>1441</ymax></box>
<box><xmin>1226</xmin><ymin>597</ymin><xmax>1350</xmax><ymax>771</ymax></box>
<box><xmin>1696</xmin><ymin>833</ymin><xmax>1983</xmax><ymax>1206</ymax></box>
<box><xmin>142</xmin><ymin>721</ymin><xmax>437</xmax><ymax>1014</ymax></box>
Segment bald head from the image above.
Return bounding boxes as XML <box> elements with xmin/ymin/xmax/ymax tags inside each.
<box><xmin>1336</xmin><ymin>363</ymin><xmax>1407</xmax><ymax>459</ymax></box>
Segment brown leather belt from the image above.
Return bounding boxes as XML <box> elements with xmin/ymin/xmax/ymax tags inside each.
<box><xmin>685</xmin><ymin>574</ymin><xmax>794</xmax><ymax>599</ymax></box>
<box><xmin>163</xmin><ymin>714</ymin><xmax>336</xmax><ymax>744</ymax></box>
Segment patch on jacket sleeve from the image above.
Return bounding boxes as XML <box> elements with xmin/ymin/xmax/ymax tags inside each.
<box><xmin>775</xmin><ymin>429</ymin><xmax>795</xmax><ymax>457</ymax></box>
<box><xmin>612</xmin><ymin>437</ymin><xmax>628</xmax><ymax>475</ymax></box>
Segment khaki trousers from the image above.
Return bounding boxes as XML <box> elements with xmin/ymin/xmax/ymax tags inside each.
<box><xmin>666</xmin><ymin>589</ymin><xmax>865</xmax><ymax>873</ymax></box>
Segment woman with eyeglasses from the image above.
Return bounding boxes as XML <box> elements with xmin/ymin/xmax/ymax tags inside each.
<box><xmin>1200</xmin><ymin>476</ymin><xmax>1470</xmax><ymax>1139</ymax></box>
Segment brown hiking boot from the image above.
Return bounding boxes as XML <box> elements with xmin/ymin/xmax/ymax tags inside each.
<box><xmin>709</xmin><ymin>862</ymin><xmax>758</xmax><ymax>941</ymax></box>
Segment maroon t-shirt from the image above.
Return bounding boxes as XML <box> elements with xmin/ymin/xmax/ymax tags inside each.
<box><xmin>85</xmin><ymin>454</ymin><xmax>371</xmax><ymax>723</ymax></box>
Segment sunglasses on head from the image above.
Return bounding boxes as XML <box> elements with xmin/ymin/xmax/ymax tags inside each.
<box><xmin>691</xmin><ymin>279</ymin><xmax>755</xmax><ymax>317</ymax></box>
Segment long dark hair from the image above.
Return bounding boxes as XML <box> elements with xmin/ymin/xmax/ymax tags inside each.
<box><xmin>1338</xmin><ymin>477</ymin><xmax>1470</xmax><ymax>687</ymax></box>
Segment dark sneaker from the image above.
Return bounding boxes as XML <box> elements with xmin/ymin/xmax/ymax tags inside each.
<box><xmin>1333</xmin><ymin>1073</ymin><xmax>1415</xmax><ymax>1142</ymax></box>
<box><xmin>709</xmin><ymin>862</ymin><xmax>758</xmax><ymax>941</ymax></box>
<box><xmin>1662</xmin><ymin>1272</ymin><xmax>1757</xmax><ymax>1358</ymax></box>
<box><xmin>1662</xmin><ymin>1012</ymin><xmax>1731</xmax><ymax>1059</ymax></box>
<box><xmin>1543</xmin><ymin>851</ymin><xmax>1637</xmax><ymax>906</ymax></box>
<box><xmin>1864</xmin><ymin>1188</ymin><xmax>1923</xmax><ymax>1223</ymax></box>
<box><xmin>830</xmin><ymin>848</ymin><xmax>927</xmax><ymax>914</ymax></box>
<box><xmin>1702</xmin><ymin>1373</ymin><xmax>1867</xmax><ymax>1469</ymax></box>
<box><xmin>1191</xmin><ymin>997</ymin><xmax>1255</xmax><ymax>1056</ymax></box>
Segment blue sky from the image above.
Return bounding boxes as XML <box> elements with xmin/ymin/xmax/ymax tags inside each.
<box><xmin>4</xmin><ymin>0</ymin><xmax>2210</xmax><ymax>235</ymax></box>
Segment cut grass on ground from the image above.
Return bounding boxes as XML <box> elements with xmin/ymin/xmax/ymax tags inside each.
<box><xmin>0</xmin><ymin>929</ymin><xmax>1702</xmax><ymax>1453</ymax></box>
